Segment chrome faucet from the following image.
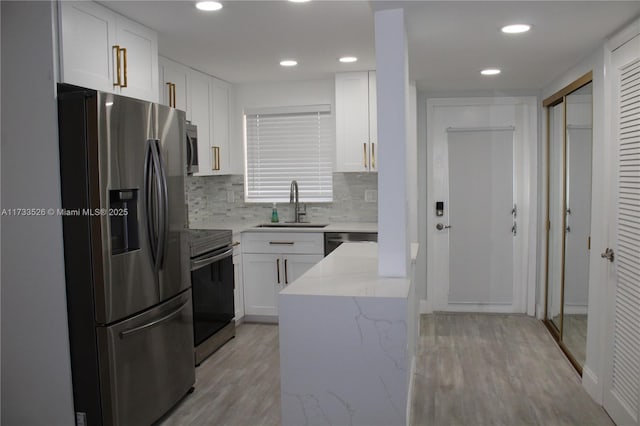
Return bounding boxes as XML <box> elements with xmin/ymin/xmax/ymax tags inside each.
<box><xmin>289</xmin><ymin>180</ymin><xmax>306</xmax><ymax>223</ymax></box>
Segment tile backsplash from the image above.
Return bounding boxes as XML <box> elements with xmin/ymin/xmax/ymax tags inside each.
<box><xmin>186</xmin><ymin>173</ymin><xmax>378</xmax><ymax>227</ymax></box>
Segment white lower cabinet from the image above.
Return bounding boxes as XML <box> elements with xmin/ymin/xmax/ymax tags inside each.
<box><xmin>232</xmin><ymin>244</ymin><xmax>244</xmax><ymax>322</ymax></box>
<box><xmin>243</xmin><ymin>253</ymin><xmax>323</xmax><ymax>318</ymax></box>
<box><xmin>243</xmin><ymin>253</ymin><xmax>281</xmax><ymax>317</ymax></box>
<box><xmin>242</xmin><ymin>232</ymin><xmax>323</xmax><ymax>320</ymax></box>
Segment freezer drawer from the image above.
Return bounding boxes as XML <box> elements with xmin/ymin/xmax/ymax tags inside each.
<box><xmin>97</xmin><ymin>290</ymin><xmax>195</xmax><ymax>426</ymax></box>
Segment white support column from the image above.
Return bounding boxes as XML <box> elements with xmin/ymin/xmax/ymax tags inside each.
<box><xmin>375</xmin><ymin>8</ymin><xmax>410</xmax><ymax>277</ymax></box>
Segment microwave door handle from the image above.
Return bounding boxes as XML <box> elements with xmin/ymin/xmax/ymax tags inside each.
<box><xmin>144</xmin><ymin>140</ymin><xmax>158</xmax><ymax>265</ymax></box>
<box><xmin>186</xmin><ymin>133</ymin><xmax>193</xmax><ymax>170</ymax></box>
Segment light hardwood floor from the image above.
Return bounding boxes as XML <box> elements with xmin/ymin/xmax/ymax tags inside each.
<box><xmin>563</xmin><ymin>314</ymin><xmax>588</xmax><ymax>367</ymax></box>
<box><xmin>159</xmin><ymin>323</ymin><xmax>281</xmax><ymax>426</ymax></box>
<box><xmin>411</xmin><ymin>314</ymin><xmax>612</xmax><ymax>426</ymax></box>
<box><xmin>161</xmin><ymin>315</ymin><xmax>613</xmax><ymax>426</ymax></box>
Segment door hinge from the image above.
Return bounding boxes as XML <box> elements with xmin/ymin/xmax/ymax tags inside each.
<box><xmin>76</xmin><ymin>413</ymin><xmax>87</xmax><ymax>426</ymax></box>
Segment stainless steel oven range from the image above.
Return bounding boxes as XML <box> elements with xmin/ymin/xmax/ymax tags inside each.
<box><xmin>188</xmin><ymin>229</ymin><xmax>235</xmax><ymax>365</ymax></box>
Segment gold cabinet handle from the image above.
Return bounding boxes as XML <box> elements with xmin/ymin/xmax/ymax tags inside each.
<box><xmin>276</xmin><ymin>258</ymin><xmax>281</xmax><ymax>284</ymax></box>
<box><xmin>284</xmin><ymin>259</ymin><xmax>289</xmax><ymax>285</ymax></box>
<box><xmin>171</xmin><ymin>83</ymin><xmax>176</xmax><ymax>108</ymax></box>
<box><xmin>113</xmin><ymin>45</ymin><xmax>122</xmax><ymax>87</ymax></box>
<box><xmin>121</xmin><ymin>47</ymin><xmax>128</xmax><ymax>88</ymax></box>
<box><xmin>211</xmin><ymin>146</ymin><xmax>220</xmax><ymax>171</ymax></box>
<box><xmin>210</xmin><ymin>146</ymin><xmax>221</xmax><ymax>171</ymax></box>
<box><xmin>363</xmin><ymin>143</ymin><xmax>368</xmax><ymax>169</ymax></box>
<box><xmin>371</xmin><ymin>142</ymin><xmax>375</xmax><ymax>169</ymax></box>
<box><xmin>166</xmin><ymin>82</ymin><xmax>173</xmax><ymax>107</ymax></box>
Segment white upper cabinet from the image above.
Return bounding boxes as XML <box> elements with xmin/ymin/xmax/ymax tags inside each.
<box><xmin>335</xmin><ymin>71</ymin><xmax>377</xmax><ymax>172</ymax></box>
<box><xmin>211</xmin><ymin>78</ymin><xmax>231</xmax><ymax>175</ymax></box>
<box><xmin>189</xmin><ymin>69</ymin><xmax>213</xmax><ymax>175</ymax></box>
<box><xmin>59</xmin><ymin>1</ymin><xmax>159</xmax><ymax>103</ymax></box>
<box><xmin>189</xmin><ymin>69</ymin><xmax>232</xmax><ymax>176</ymax></box>
<box><xmin>59</xmin><ymin>1</ymin><xmax>117</xmax><ymax>93</ymax></box>
<box><xmin>159</xmin><ymin>56</ymin><xmax>190</xmax><ymax>120</ymax></box>
<box><xmin>115</xmin><ymin>16</ymin><xmax>158</xmax><ymax>103</ymax></box>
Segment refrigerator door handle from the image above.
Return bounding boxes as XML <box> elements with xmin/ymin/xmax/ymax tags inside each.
<box><xmin>149</xmin><ymin>140</ymin><xmax>165</xmax><ymax>271</ymax></box>
<box><xmin>154</xmin><ymin>140</ymin><xmax>170</xmax><ymax>270</ymax></box>
<box><xmin>144</xmin><ymin>140</ymin><xmax>158</xmax><ymax>267</ymax></box>
<box><xmin>119</xmin><ymin>299</ymin><xmax>189</xmax><ymax>338</ymax></box>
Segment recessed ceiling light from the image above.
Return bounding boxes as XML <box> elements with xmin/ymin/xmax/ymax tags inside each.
<box><xmin>481</xmin><ymin>68</ymin><xmax>501</xmax><ymax>76</ymax></box>
<box><xmin>280</xmin><ymin>60</ymin><xmax>298</xmax><ymax>67</ymax></box>
<box><xmin>501</xmin><ymin>24</ymin><xmax>531</xmax><ymax>34</ymax></box>
<box><xmin>195</xmin><ymin>1</ymin><xmax>222</xmax><ymax>11</ymax></box>
<box><xmin>289</xmin><ymin>0</ymin><xmax>311</xmax><ymax>3</ymax></box>
<box><xmin>339</xmin><ymin>56</ymin><xmax>358</xmax><ymax>63</ymax></box>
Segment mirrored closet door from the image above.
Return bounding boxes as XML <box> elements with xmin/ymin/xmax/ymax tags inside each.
<box><xmin>543</xmin><ymin>73</ymin><xmax>593</xmax><ymax>374</ymax></box>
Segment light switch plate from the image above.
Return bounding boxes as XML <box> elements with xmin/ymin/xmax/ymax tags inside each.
<box><xmin>364</xmin><ymin>189</ymin><xmax>377</xmax><ymax>203</ymax></box>
<box><xmin>226</xmin><ymin>190</ymin><xmax>235</xmax><ymax>203</ymax></box>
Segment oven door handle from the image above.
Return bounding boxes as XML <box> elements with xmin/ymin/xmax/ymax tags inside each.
<box><xmin>191</xmin><ymin>248</ymin><xmax>233</xmax><ymax>270</ymax></box>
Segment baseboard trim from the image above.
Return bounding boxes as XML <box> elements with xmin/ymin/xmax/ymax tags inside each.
<box><xmin>536</xmin><ymin>303</ymin><xmax>544</xmax><ymax>320</ymax></box>
<box><xmin>582</xmin><ymin>365</ymin><xmax>603</xmax><ymax>404</ymax></box>
<box><xmin>439</xmin><ymin>303</ymin><xmax>519</xmax><ymax>313</ymax></box>
<box><xmin>243</xmin><ymin>314</ymin><xmax>278</xmax><ymax>324</ymax></box>
<box><xmin>563</xmin><ymin>305</ymin><xmax>588</xmax><ymax>315</ymax></box>
<box><xmin>406</xmin><ymin>355</ymin><xmax>416</xmax><ymax>426</ymax></box>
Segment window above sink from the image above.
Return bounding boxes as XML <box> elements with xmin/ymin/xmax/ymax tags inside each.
<box><xmin>244</xmin><ymin>104</ymin><xmax>334</xmax><ymax>203</ymax></box>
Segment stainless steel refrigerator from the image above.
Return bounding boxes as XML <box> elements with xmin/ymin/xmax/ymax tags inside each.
<box><xmin>57</xmin><ymin>84</ymin><xmax>194</xmax><ymax>426</ymax></box>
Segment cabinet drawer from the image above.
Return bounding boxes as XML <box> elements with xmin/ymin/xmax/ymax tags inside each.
<box><xmin>242</xmin><ymin>232</ymin><xmax>323</xmax><ymax>254</ymax></box>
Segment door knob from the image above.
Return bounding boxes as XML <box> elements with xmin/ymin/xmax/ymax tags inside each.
<box><xmin>600</xmin><ymin>248</ymin><xmax>614</xmax><ymax>262</ymax></box>
<box><xmin>436</xmin><ymin>223</ymin><xmax>451</xmax><ymax>231</ymax></box>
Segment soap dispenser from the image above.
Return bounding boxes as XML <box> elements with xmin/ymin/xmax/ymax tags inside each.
<box><xmin>271</xmin><ymin>203</ymin><xmax>279</xmax><ymax>223</ymax></box>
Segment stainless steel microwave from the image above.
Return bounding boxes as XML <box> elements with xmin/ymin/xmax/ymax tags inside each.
<box><xmin>186</xmin><ymin>122</ymin><xmax>198</xmax><ymax>175</ymax></box>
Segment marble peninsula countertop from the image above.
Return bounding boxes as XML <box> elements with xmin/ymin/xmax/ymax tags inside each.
<box><xmin>280</xmin><ymin>241</ymin><xmax>418</xmax><ymax>299</ymax></box>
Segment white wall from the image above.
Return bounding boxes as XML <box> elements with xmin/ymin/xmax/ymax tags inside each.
<box><xmin>416</xmin><ymin>92</ymin><xmax>428</xmax><ymax>303</ymax></box>
<box><xmin>376</xmin><ymin>8</ymin><xmax>410</xmax><ymax>277</ymax></box>
<box><xmin>230</xmin><ymin>78</ymin><xmax>335</xmax><ymax>175</ymax></box>
<box><xmin>539</xmin><ymin>47</ymin><xmax>606</xmax><ymax>403</ymax></box>
<box><xmin>0</xmin><ymin>2</ymin><xmax>3</xmax><ymax>420</ymax></box>
<box><xmin>1</xmin><ymin>2</ymin><xmax>75</xmax><ymax>424</ymax></box>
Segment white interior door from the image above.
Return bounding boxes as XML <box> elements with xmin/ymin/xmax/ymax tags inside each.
<box><xmin>603</xmin><ymin>33</ymin><xmax>640</xmax><ymax>426</ymax></box>
<box><xmin>446</xmin><ymin>129</ymin><xmax>515</xmax><ymax>308</ymax></box>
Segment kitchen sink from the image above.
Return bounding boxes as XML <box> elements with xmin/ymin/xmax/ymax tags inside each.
<box><xmin>254</xmin><ymin>223</ymin><xmax>329</xmax><ymax>228</ymax></box>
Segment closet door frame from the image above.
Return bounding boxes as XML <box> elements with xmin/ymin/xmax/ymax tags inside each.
<box><xmin>542</xmin><ymin>71</ymin><xmax>593</xmax><ymax>376</ymax></box>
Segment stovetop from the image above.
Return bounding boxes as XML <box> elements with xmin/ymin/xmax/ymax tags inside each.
<box><xmin>187</xmin><ymin>229</ymin><xmax>233</xmax><ymax>258</ymax></box>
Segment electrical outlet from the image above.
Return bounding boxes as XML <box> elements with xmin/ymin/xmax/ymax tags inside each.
<box><xmin>364</xmin><ymin>189</ymin><xmax>377</xmax><ymax>203</ymax></box>
<box><xmin>226</xmin><ymin>190</ymin><xmax>235</xmax><ymax>203</ymax></box>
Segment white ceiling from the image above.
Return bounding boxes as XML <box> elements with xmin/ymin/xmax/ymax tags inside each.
<box><xmin>101</xmin><ymin>0</ymin><xmax>640</xmax><ymax>92</ymax></box>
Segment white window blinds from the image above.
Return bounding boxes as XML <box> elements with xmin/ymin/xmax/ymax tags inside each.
<box><xmin>245</xmin><ymin>105</ymin><xmax>333</xmax><ymax>202</ymax></box>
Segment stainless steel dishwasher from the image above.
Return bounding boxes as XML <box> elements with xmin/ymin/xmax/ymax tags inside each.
<box><xmin>324</xmin><ymin>232</ymin><xmax>378</xmax><ymax>256</ymax></box>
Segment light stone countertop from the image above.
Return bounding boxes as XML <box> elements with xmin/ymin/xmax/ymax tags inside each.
<box><xmin>189</xmin><ymin>221</ymin><xmax>378</xmax><ymax>242</ymax></box>
<box><xmin>242</xmin><ymin>222</ymin><xmax>378</xmax><ymax>233</ymax></box>
<box><xmin>280</xmin><ymin>242</ymin><xmax>418</xmax><ymax>298</ymax></box>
